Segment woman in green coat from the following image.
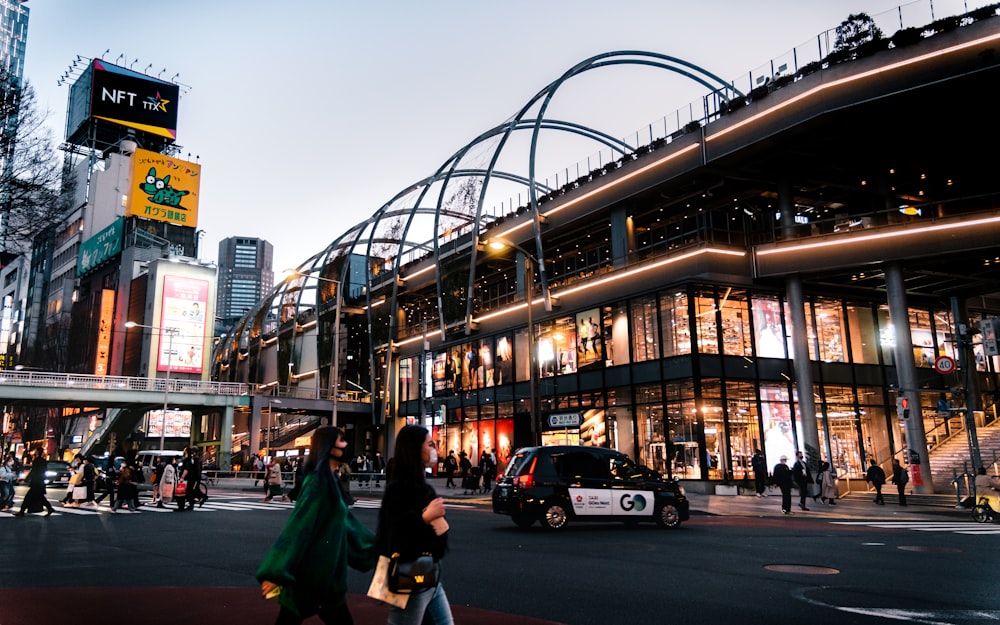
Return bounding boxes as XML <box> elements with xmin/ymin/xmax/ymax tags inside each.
<box><xmin>258</xmin><ymin>426</ymin><xmax>376</xmax><ymax>624</ymax></box>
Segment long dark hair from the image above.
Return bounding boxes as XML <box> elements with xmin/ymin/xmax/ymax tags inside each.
<box><xmin>307</xmin><ymin>425</ymin><xmax>346</xmax><ymax>497</ymax></box>
<box><xmin>390</xmin><ymin>424</ymin><xmax>428</xmax><ymax>482</ymax></box>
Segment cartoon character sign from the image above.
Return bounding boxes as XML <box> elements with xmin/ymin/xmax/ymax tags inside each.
<box><xmin>139</xmin><ymin>167</ymin><xmax>190</xmax><ymax>208</ymax></box>
<box><xmin>127</xmin><ymin>147</ymin><xmax>201</xmax><ymax>226</ymax></box>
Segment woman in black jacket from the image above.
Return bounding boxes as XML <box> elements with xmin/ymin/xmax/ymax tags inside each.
<box><xmin>375</xmin><ymin>425</ymin><xmax>453</xmax><ymax>625</ymax></box>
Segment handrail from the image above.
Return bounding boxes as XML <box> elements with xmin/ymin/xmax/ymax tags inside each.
<box><xmin>0</xmin><ymin>370</ymin><xmax>250</xmax><ymax>396</ymax></box>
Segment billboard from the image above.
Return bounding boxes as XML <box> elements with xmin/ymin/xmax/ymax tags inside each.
<box><xmin>158</xmin><ymin>275</ymin><xmax>208</xmax><ymax>374</ymax></box>
<box><xmin>127</xmin><ymin>148</ymin><xmax>201</xmax><ymax>227</ymax></box>
<box><xmin>94</xmin><ymin>289</ymin><xmax>115</xmax><ymax>376</ymax></box>
<box><xmin>66</xmin><ymin>59</ymin><xmax>180</xmax><ymax>140</ymax></box>
<box><xmin>78</xmin><ymin>217</ymin><xmax>123</xmax><ymax>276</ymax></box>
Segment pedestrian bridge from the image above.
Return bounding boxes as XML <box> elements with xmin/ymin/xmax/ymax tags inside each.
<box><xmin>0</xmin><ymin>369</ymin><xmax>250</xmax><ymax>408</ymax></box>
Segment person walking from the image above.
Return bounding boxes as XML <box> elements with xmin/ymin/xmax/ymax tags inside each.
<box><xmin>0</xmin><ymin>454</ymin><xmax>17</xmax><ymax>511</ymax></box>
<box><xmin>61</xmin><ymin>455</ymin><xmax>83</xmax><ymax>506</ymax></box>
<box><xmin>750</xmin><ymin>449</ymin><xmax>768</xmax><ymax>497</ymax></box>
<box><xmin>81</xmin><ymin>456</ymin><xmax>97</xmax><ymax>507</ymax></box>
<box><xmin>375</xmin><ymin>424</ymin><xmax>454</xmax><ymax>625</ymax></box>
<box><xmin>865</xmin><ymin>460</ymin><xmax>886</xmax><ymax>505</ymax></box>
<box><xmin>111</xmin><ymin>456</ymin><xmax>139</xmax><ymax>513</ymax></box>
<box><xmin>480</xmin><ymin>448</ymin><xmax>497</xmax><ymax>493</ymax></box>
<box><xmin>158</xmin><ymin>456</ymin><xmax>177</xmax><ymax>508</ymax></box>
<box><xmin>817</xmin><ymin>461</ymin><xmax>838</xmax><ymax>504</ymax></box>
<box><xmin>14</xmin><ymin>448</ymin><xmax>54</xmax><ymax>517</ymax></box>
<box><xmin>253</xmin><ymin>455</ymin><xmax>265</xmax><ymax>487</ymax></box>
<box><xmin>891</xmin><ymin>458</ymin><xmax>909</xmax><ymax>506</ymax></box>
<box><xmin>443</xmin><ymin>451</ymin><xmax>458</xmax><ymax>488</ymax></box>
<box><xmin>791</xmin><ymin>450</ymin><xmax>812</xmax><ymax>511</ymax></box>
<box><xmin>772</xmin><ymin>454</ymin><xmax>793</xmax><ymax>515</ymax></box>
<box><xmin>94</xmin><ymin>460</ymin><xmax>117</xmax><ymax>508</ymax></box>
<box><xmin>257</xmin><ymin>425</ymin><xmax>376</xmax><ymax>625</ymax></box>
<box><xmin>181</xmin><ymin>447</ymin><xmax>205</xmax><ymax>510</ymax></box>
<box><xmin>149</xmin><ymin>456</ymin><xmax>165</xmax><ymax>505</ymax></box>
<box><xmin>263</xmin><ymin>459</ymin><xmax>288</xmax><ymax>503</ymax></box>
<box><xmin>458</xmin><ymin>451</ymin><xmax>471</xmax><ymax>487</ymax></box>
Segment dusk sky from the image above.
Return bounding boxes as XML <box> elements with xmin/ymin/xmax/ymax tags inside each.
<box><xmin>23</xmin><ymin>1</ymin><xmax>922</xmax><ymax>274</ymax></box>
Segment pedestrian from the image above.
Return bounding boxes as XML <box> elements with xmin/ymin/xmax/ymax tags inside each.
<box><xmin>182</xmin><ymin>446</ymin><xmax>205</xmax><ymax>510</ymax></box>
<box><xmin>81</xmin><ymin>456</ymin><xmax>97</xmax><ymax>507</ymax></box>
<box><xmin>891</xmin><ymin>458</ymin><xmax>909</xmax><ymax>506</ymax></box>
<box><xmin>13</xmin><ymin>448</ymin><xmax>55</xmax><ymax>517</ymax></box>
<box><xmin>111</xmin><ymin>454</ymin><xmax>139</xmax><ymax>513</ymax></box>
<box><xmin>817</xmin><ymin>460</ymin><xmax>838</xmax><ymax>504</ymax></box>
<box><xmin>61</xmin><ymin>455</ymin><xmax>83</xmax><ymax>506</ymax></box>
<box><xmin>480</xmin><ymin>448</ymin><xmax>497</xmax><ymax>493</ymax></box>
<box><xmin>443</xmin><ymin>451</ymin><xmax>457</xmax><ymax>488</ymax></box>
<box><xmin>750</xmin><ymin>449</ymin><xmax>768</xmax><ymax>497</ymax></box>
<box><xmin>263</xmin><ymin>459</ymin><xmax>288</xmax><ymax>503</ymax></box>
<box><xmin>149</xmin><ymin>456</ymin><xmax>165</xmax><ymax>505</ymax></box>
<box><xmin>771</xmin><ymin>454</ymin><xmax>793</xmax><ymax>515</ymax></box>
<box><xmin>0</xmin><ymin>454</ymin><xmax>16</xmax><ymax>511</ymax></box>
<box><xmin>458</xmin><ymin>451</ymin><xmax>471</xmax><ymax>486</ymax></box>
<box><xmin>372</xmin><ymin>451</ymin><xmax>386</xmax><ymax>487</ymax></box>
<box><xmin>95</xmin><ymin>459</ymin><xmax>117</xmax><ymax>508</ymax></box>
<box><xmin>865</xmin><ymin>460</ymin><xmax>886</xmax><ymax>504</ymax></box>
<box><xmin>257</xmin><ymin>425</ymin><xmax>376</xmax><ymax>625</ymax></box>
<box><xmin>791</xmin><ymin>450</ymin><xmax>812</xmax><ymax>511</ymax></box>
<box><xmin>159</xmin><ymin>456</ymin><xmax>177</xmax><ymax>508</ymax></box>
<box><xmin>375</xmin><ymin>424</ymin><xmax>454</xmax><ymax>625</ymax></box>
<box><xmin>254</xmin><ymin>455</ymin><xmax>265</xmax><ymax>487</ymax></box>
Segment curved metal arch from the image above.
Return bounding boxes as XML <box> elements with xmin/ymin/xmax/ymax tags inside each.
<box><xmin>516</xmin><ymin>51</ymin><xmax>743</xmax><ymax>310</ymax></box>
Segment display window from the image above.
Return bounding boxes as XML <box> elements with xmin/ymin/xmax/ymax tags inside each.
<box><xmin>694</xmin><ymin>290</ymin><xmax>718</xmax><ymax>354</ymax></box>
<box><xmin>720</xmin><ymin>288</ymin><xmax>752</xmax><ymax>357</ymax></box>
<box><xmin>576</xmin><ymin>308</ymin><xmax>604</xmax><ymax>370</ymax></box>
<box><xmin>630</xmin><ymin>295</ymin><xmax>659</xmax><ymax>361</ymax></box>
<box><xmin>846</xmin><ymin>303</ymin><xmax>879</xmax><ymax>364</ymax></box>
<box><xmin>752</xmin><ymin>296</ymin><xmax>786</xmax><ymax>358</ymax></box>
<box><xmin>660</xmin><ymin>290</ymin><xmax>690</xmax><ymax>357</ymax></box>
<box><xmin>815</xmin><ymin>298</ymin><xmax>846</xmax><ymax>363</ymax></box>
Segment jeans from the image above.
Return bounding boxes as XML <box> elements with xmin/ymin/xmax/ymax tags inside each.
<box><xmin>387</xmin><ymin>582</ymin><xmax>454</xmax><ymax>625</ymax></box>
<box><xmin>0</xmin><ymin>480</ymin><xmax>12</xmax><ymax>508</ymax></box>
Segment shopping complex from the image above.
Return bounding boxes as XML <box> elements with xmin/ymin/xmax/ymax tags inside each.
<box><xmin>213</xmin><ymin>6</ymin><xmax>1000</xmax><ymax>492</ymax></box>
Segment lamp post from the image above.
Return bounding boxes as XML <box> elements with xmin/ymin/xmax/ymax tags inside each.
<box><xmin>484</xmin><ymin>238</ymin><xmax>553</xmax><ymax>446</ymax></box>
<box><xmin>284</xmin><ymin>269</ymin><xmax>343</xmax><ymax>426</ymax></box>
<box><xmin>265</xmin><ymin>398</ymin><xmax>282</xmax><ymax>461</ymax></box>
<box><xmin>125</xmin><ymin>321</ymin><xmax>180</xmax><ymax>451</ymax></box>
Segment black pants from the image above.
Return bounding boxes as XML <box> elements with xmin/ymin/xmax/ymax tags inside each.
<box><xmin>445</xmin><ymin>471</ymin><xmax>455</xmax><ymax>487</ymax></box>
<box><xmin>779</xmin><ymin>485</ymin><xmax>791</xmax><ymax>512</ymax></box>
<box><xmin>872</xmin><ymin>483</ymin><xmax>884</xmax><ymax>504</ymax></box>
<box><xmin>797</xmin><ymin>481</ymin><xmax>809</xmax><ymax>507</ymax></box>
<box><xmin>754</xmin><ymin>475</ymin><xmax>766</xmax><ymax>495</ymax></box>
<box><xmin>896</xmin><ymin>483</ymin><xmax>907</xmax><ymax>505</ymax></box>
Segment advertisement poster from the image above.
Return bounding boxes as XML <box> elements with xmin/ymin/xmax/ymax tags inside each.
<box><xmin>576</xmin><ymin>308</ymin><xmax>603</xmax><ymax>369</ymax></box>
<box><xmin>159</xmin><ymin>275</ymin><xmax>208</xmax><ymax>374</ymax></box>
<box><xmin>127</xmin><ymin>148</ymin><xmax>201</xmax><ymax>227</ymax></box>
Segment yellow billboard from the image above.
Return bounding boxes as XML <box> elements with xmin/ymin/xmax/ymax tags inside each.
<box><xmin>127</xmin><ymin>148</ymin><xmax>201</xmax><ymax>227</ymax></box>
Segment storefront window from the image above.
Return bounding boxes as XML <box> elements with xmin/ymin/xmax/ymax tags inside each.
<box><xmin>846</xmin><ymin>303</ymin><xmax>879</xmax><ymax>364</ymax></box>
<box><xmin>752</xmin><ymin>295</ymin><xmax>786</xmax><ymax>358</ymax></box>
<box><xmin>398</xmin><ymin>356</ymin><xmax>417</xmax><ymax>401</ymax></box>
<box><xmin>495</xmin><ymin>334</ymin><xmax>513</xmax><ymax>385</ymax></box>
<box><xmin>609</xmin><ymin>301</ymin><xmax>630</xmax><ymax>366</ymax></box>
<box><xmin>786</xmin><ymin>300</ymin><xmax>818</xmax><ymax>360</ymax></box>
<box><xmin>630</xmin><ymin>295</ymin><xmax>659</xmax><ymax>361</ymax></box>
<box><xmin>909</xmin><ymin>308</ymin><xmax>935</xmax><ymax>368</ymax></box>
<box><xmin>636</xmin><ymin>401</ymin><xmax>667</xmax><ymax>475</ymax></box>
<box><xmin>821</xmin><ymin>384</ymin><xmax>865</xmax><ymax>479</ymax></box>
<box><xmin>694</xmin><ymin>289</ymin><xmax>718</xmax><ymax>354</ymax></box>
<box><xmin>815</xmin><ymin>298</ymin><xmax>846</xmax><ymax>362</ymax></box>
<box><xmin>877</xmin><ymin>304</ymin><xmax>894</xmax><ymax>365</ymax></box>
<box><xmin>720</xmin><ymin>289</ymin><xmax>751</xmax><ymax>356</ymax></box>
<box><xmin>537</xmin><ymin>317</ymin><xmax>578</xmax><ymax>377</ymax></box>
<box><xmin>760</xmin><ymin>383</ymin><xmax>795</xmax><ymax>466</ymax></box>
<box><xmin>660</xmin><ymin>290</ymin><xmax>690</xmax><ymax>356</ymax></box>
<box><xmin>514</xmin><ymin>327</ymin><xmax>529</xmax><ymax>383</ymax></box>
<box><xmin>934</xmin><ymin>309</ymin><xmax>957</xmax><ymax>360</ymax></box>
<box><xmin>725</xmin><ymin>380</ymin><xmax>761</xmax><ymax>480</ymax></box>
<box><xmin>669</xmin><ymin>400</ymin><xmax>700</xmax><ymax>479</ymax></box>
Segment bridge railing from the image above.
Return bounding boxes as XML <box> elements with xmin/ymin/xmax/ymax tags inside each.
<box><xmin>0</xmin><ymin>370</ymin><xmax>250</xmax><ymax>396</ymax></box>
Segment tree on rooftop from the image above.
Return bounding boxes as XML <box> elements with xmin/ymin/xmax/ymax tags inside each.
<box><xmin>834</xmin><ymin>13</ymin><xmax>885</xmax><ymax>52</ymax></box>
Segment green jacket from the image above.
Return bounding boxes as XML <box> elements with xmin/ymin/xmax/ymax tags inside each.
<box><xmin>256</xmin><ymin>471</ymin><xmax>376</xmax><ymax>617</ymax></box>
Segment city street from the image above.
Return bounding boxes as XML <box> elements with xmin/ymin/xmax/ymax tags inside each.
<box><xmin>1</xmin><ymin>482</ymin><xmax>997</xmax><ymax>624</ymax></box>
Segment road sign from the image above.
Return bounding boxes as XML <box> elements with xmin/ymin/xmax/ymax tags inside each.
<box><xmin>933</xmin><ymin>355</ymin><xmax>956</xmax><ymax>374</ymax></box>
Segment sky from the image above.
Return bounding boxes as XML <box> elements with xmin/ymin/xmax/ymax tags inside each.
<box><xmin>21</xmin><ymin>0</ymin><xmax>915</xmax><ymax>275</ymax></box>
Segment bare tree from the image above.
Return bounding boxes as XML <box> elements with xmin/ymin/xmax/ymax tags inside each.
<box><xmin>0</xmin><ymin>71</ymin><xmax>73</xmax><ymax>255</ymax></box>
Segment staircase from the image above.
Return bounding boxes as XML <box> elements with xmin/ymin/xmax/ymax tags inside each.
<box><xmin>929</xmin><ymin>420</ymin><xmax>1000</xmax><ymax>491</ymax></box>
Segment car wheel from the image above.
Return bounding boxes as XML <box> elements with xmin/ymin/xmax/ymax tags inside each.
<box><xmin>511</xmin><ymin>514</ymin><xmax>534</xmax><ymax>529</ymax></box>
<box><xmin>655</xmin><ymin>502</ymin><xmax>682</xmax><ymax>528</ymax></box>
<box><xmin>542</xmin><ymin>503</ymin><xmax>569</xmax><ymax>530</ymax></box>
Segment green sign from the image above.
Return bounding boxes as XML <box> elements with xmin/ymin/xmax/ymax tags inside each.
<box><xmin>78</xmin><ymin>217</ymin><xmax>123</xmax><ymax>276</ymax></box>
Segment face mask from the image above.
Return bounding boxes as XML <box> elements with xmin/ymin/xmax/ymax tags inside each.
<box><xmin>428</xmin><ymin>446</ymin><xmax>438</xmax><ymax>468</ymax></box>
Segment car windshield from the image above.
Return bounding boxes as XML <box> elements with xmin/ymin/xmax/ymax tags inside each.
<box><xmin>503</xmin><ymin>451</ymin><xmax>532</xmax><ymax>477</ymax></box>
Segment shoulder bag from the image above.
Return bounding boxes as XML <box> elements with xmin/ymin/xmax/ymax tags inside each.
<box><xmin>388</xmin><ymin>552</ymin><xmax>438</xmax><ymax>594</ymax></box>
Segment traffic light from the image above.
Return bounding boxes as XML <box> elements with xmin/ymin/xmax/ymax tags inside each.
<box><xmin>896</xmin><ymin>397</ymin><xmax>910</xmax><ymax>419</ymax></box>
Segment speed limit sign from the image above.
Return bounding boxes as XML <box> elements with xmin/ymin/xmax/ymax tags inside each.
<box><xmin>934</xmin><ymin>355</ymin><xmax>956</xmax><ymax>374</ymax></box>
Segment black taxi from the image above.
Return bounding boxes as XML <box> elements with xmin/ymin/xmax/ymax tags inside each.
<box><xmin>492</xmin><ymin>445</ymin><xmax>689</xmax><ymax>530</ymax></box>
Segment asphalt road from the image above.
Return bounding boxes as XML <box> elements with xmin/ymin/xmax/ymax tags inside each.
<box><xmin>1</xmin><ymin>485</ymin><xmax>997</xmax><ymax>625</ymax></box>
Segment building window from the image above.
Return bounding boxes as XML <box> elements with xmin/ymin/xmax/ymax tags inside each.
<box><xmin>630</xmin><ymin>295</ymin><xmax>659</xmax><ymax>362</ymax></box>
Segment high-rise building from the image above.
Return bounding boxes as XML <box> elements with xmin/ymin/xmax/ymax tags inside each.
<box><xmin>216</xmin><ymin>237</ymin><xmax>273</xmax><ymax>336</ymax></box>
<box><xmin>0</xmin><ymin>0</ymin><xmax>28</xmax><ymax>81</ymax></box>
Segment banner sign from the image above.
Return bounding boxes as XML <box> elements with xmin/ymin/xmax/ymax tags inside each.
<box><xmin>127</xmin><ymin>148</ymin><xmax>201</xmax><ymax>227</ymax></box>
<box><xmin>158</xmin><ymin>275</ymin><xmax>208</xmax><ymax>374</ymax></box>
<box><xmin>78</xmin><ymin>217</ymin><xmax>123</xmax><ymax>276</ymax></box>
<box><xmin>88</xmin><ymin>60</ymin><xmax>179</xmax><ymax>139</ymax></box>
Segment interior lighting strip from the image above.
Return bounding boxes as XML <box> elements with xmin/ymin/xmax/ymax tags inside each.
<box><xmin>756</xmin><ymin>214</ymin><xmax>1000</xmax><ymax>256</ymax></box>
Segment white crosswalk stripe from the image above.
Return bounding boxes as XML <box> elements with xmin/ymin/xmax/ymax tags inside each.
<box><xmin>832</xmin><ymin>521</ymin><xmax>1000</xmax><ymax>535</ymax></box>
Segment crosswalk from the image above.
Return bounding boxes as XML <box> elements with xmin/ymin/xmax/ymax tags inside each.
<box><xmin>1</xmin><ymin>495</ymin><xmax>474</xmax><ymax>518</ymax></box>
<box><xmin>832</xmin><ymin>520</ymin><xmax>1000</xmax><ymax>535</ymax></box>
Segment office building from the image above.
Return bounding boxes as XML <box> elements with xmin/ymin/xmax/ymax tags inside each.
<box><xmin>215</xmin><ymin>237</ymin><xmax>273</xmax><ymax>337</ymax></box>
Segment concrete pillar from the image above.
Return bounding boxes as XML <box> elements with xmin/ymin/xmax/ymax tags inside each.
<box><xmin>250</xmin><ymin>397</ymin><xmax>262</xmax><ymax>459</ymax></box>
<box><xmin>786</xmin><ymin>275</ymin><xmax>821</xmax><ymax>472</ymax></box>
<box><xmin>219</xmin><ymin>405</ymin><xmax>234</xmax><ymax>472</ymax></box>
<box><xmin>885</xmin><ymin>262</ymin><xmax>934</xmax><ymax>493</ymax></box>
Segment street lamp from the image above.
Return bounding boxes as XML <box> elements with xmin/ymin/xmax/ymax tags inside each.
<box><xmin>125</xmin><ymin>321</ymin><xmax>180</xmax><ymax>451</ymax></box>
<box><xmin>483</xmin><ymin>238</ymin><xmax>553</xmax><ymax>446</ymax></box>
<box><xmin>265</xmin><ymin>398</ymin><xmax>282</xmax><ymax>461</ymax></box>
<box><xmin>284</xmin><ymin>269</ymin><xmax>343</xmax><ymax>426</ymax></box>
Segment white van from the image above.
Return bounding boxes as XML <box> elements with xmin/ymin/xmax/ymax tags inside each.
<box><xmin>135</xmin><ymin>450</ymin><xmax>184</xmax><ymax>487</ymax></box>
